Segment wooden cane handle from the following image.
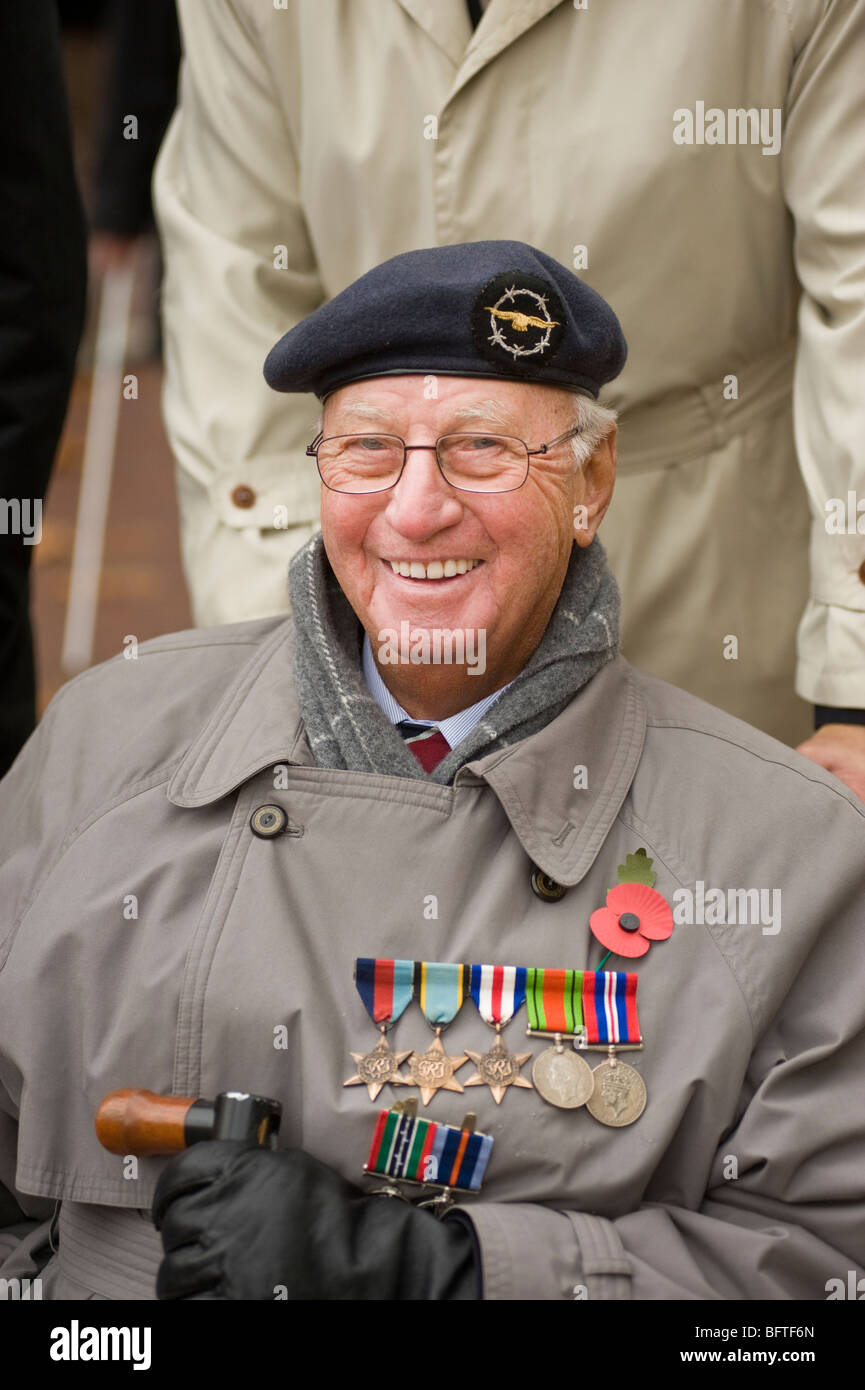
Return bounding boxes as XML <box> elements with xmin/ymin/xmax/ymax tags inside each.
<box><xmin>95</xmin><ymin>1089</ymin><xmax>197</xmax><ymax>1155</ymax></box>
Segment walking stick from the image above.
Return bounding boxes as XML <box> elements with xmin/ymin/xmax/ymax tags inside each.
<box><xmin>95</xmin><ymin>1088</ymin><xmax>282</xmax><ymax>1155</ymax></box>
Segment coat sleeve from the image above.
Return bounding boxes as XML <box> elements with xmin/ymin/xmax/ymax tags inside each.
<box><xmin>152</xmin><ymin>0</ymin><xmax>323</xmax><ymax>627</ymax></box>
<box><xmin>451</xmin><ymin>815</ymin><xmax>865</xmax><ymax>1301</ymax></box>
<box><xmin>0</xmin><ymin>690</ymin><xmax>84</xmax><ymax>1282</ymax></box>
<box><xmin>783</xmin><ymin>0</ymin><xmax>865</xmax><ymax>708</ymax></box>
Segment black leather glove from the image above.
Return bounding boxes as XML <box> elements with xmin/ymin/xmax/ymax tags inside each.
<box><xmin>152</xmin><ymin>1141</ymin><xmax>480</xmax><ymax>1300</ymax></box>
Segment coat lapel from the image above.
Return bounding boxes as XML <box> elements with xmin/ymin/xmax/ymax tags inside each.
<box><xmin>394</xmin><ymin>0</ymin><xmax>568</xmax><ymax>95</ymax></box>
<box><xmin>449</xmin><ymin>0</ymin><xmax>568</xmax><ymax>102</ymax></box>
<box><xmin>167</xmin><ymin>618</ymin><xmax>312</xmax><ymax>808</ymax></box>
<box><xmin>461</xmin><ymin>658</ymin><xmax>646</xmax><ymax>887</ymax></box>
<box><xmin>394</xmin><ymin>0</ymin><xmax>473</xmax><ymax>68</ymax></box>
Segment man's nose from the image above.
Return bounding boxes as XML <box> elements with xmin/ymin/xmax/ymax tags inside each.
<box><xmin>384</xmin><ymin>442</ymin><xmax>463</xmax><ymax>536</ymax></box>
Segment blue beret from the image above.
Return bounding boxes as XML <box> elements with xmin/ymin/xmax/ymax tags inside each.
<box><xmin>263</xmin><ymin>240</ymin><xmax>626</xmax><ymax>400</ymax></box>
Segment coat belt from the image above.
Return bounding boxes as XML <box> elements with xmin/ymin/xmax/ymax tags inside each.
<box><xmin>615</xmin><ymin>338</ymin><xmax>796</xmax><ymax>475</ymax></box>
<box><xmin>49</xmin><ymin>1202</ymin><xmax>162</xmax><ymax>1301</ymax></box>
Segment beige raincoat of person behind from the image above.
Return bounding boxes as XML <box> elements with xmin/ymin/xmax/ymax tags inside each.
<box><xmin>0</xmin><ymin>614</ymin><xmax>864</xmax><ymax>1299</ymax></box>
<box><xmin>153</xmin><ymin>0</ymin><xmax>865</xmax><ymax>746</ymax></box>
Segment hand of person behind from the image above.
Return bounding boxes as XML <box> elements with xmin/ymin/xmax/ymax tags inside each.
<box><xmin>796</xmin><ymin>724</ymin><xmax>865</xmax><ymax>803</ymax></box>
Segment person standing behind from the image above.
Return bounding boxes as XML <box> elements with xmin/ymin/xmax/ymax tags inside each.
<box><xmin>153</xmin><ymin>0</ymin><xmax>865</xmax><ymax>796</ymax></box>
<box><xmin>0</xmin><ymin>0</ymin><xmax>87</xmax><ymax>777</ymax></box>
<box><xmin>90</xmin><ymin>0</ymin><xmax>180</xmax><ymax>288</ymax></box>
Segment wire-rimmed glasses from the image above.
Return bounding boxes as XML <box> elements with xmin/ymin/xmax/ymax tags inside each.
<box><xmin>305</xmin><ymin>427</ymin><xmax>582</xmax><ymax>494</ymax></box>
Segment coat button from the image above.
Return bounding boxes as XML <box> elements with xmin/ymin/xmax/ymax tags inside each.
<box><xmin>250</xmin><ymin>804</ymin><xmax>288</xmax><ymax>838</ymax></box>
<box><xmin>231</xmin><ymin>484</ymin><xmax>257</xmax><ymax>509</ymax></box>
<box><xmin>859</xmin><ymin>559</ymin><xmax>865</xmax><ymax>586</ymax></box>
<box><xmin>530</xmin><ymin>868</ymin><xmax>567</xmax><ymax>902</ymax></box>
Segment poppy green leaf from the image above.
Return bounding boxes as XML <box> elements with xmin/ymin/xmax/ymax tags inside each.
<box><xmin>617</xmin><ymin>848</ymin><xmax>657</xmax><ymax>888</ymax></box>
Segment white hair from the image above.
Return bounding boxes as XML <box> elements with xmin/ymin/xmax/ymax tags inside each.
<box><xmin>568</xmin><ymin>393</ymin><xmax>618</xmax><ymax>469</ymax></box>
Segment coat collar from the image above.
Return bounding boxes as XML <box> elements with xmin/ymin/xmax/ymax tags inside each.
<box><xmin>394</xmin><ymin>0</ymin><xmax>473</xmax><ymax>67</ymax></box>
<box><xmin>395</xmin><ymin>0</ymin><xmax>567</xmax><ymax>96</ymax></box>
<box><xmin>167</xmin><ymin>620</ymin><xmax>313</xmax><ymax>809</ymax></box>
<box><xmin>456</xmin><ymin>655</ymin><xmax>645</xmax><ymax>885</ymax></box>
<box><xmin>167</xmin><ymin>620</ymin><xmax>645</xmax><ymax>888</ymax></box>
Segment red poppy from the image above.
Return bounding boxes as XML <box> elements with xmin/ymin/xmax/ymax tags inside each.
<box><xmin>590</xmin><ymin>883</ymin><xmax>674</xmax><ymax>959</ymax></box>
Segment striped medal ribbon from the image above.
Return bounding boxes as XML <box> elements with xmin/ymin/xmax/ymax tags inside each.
<box><xmin>469</xmin><ymin>963</ymin><xmax>528</xmax><ymax>1028</ymax></box>
<box><xmin>344</xmin><ymin>958</ymin><xmax>415</xmax><ymax>1101</ymax></box>
<box><xmin>526</xmin><ymin>966</ymin><xmax>585</xmax><ymax>1036</ymax></box>
<box><xmin>364</xmin><ymin>1100</ymin><xmax>494</xmax><ymax>1199</ymax></box>
<box><xmin>463</xmin><ymin>964</ymin><xmax>533</xmax><ymax>1105</ymax></box>
<box><xmin>525</xmin><ymin>968</ymin><xmax>642</xmax><ymax>1045</ymax></box>
<box><xmin>582</xmin><ymin>970</ymin><xmax>641</xmax><ymax>1047</ymax></box>
<box><xmin>409</xmin><ymin>962</ymin><xmax>470</xmax><ymax>1105</ymax></box>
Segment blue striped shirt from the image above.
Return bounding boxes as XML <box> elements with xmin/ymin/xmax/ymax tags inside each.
<box><xmin>362</xmin><ymin>634</ymin><xmax>511</xmax><ymax>749</ymax></box>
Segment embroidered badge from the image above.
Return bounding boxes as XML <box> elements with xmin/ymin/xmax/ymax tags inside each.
<box><xmin>590</xmin><ymin>849</ymin><xmax>674</xmax><ymax>960</ymax></box>
<box><xmin>472</xmin><ymin>270</ymin><xmax>565</xmax><ymax>368</ymax></box>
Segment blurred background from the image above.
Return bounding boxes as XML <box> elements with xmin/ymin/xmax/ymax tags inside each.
<box><xmin>35</xmin><ymin>0</ymin><xmax>188</xmax><ymax>715</ymax></box>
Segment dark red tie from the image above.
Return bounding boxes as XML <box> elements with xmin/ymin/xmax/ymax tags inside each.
<box><xmin>397</xmin><ymin>721</ymin><xmax>451</xmax><ymax>773</ymax></box>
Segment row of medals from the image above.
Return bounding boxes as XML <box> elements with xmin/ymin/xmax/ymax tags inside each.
<box><xmin>347</xmin><ymin>1024</ymin><xmax>646</xmax><ymax>1128</ymax></box>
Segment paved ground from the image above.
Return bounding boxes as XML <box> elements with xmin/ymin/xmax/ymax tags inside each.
<box><xmin>29</xmin><ymin>28</ymin><xmax>192</xmax><ymax>718</ymax></box>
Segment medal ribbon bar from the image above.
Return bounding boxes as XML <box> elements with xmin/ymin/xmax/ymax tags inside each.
<box><xmin>364</xmin><ymin>1106</ymin><xmax>493</xmax><ymax>1193</ymax></box>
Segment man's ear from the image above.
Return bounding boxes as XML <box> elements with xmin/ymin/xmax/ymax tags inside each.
<box><xmin>573</xmin><ymin>423</ymin><xmax>617</xmax><ymax>548</ymax></box>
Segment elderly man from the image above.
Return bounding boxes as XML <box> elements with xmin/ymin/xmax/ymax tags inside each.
<box><xmin>1</xmin><ymin>243</ymin><xmax>864</xmax><ymax>1302</ymax></box>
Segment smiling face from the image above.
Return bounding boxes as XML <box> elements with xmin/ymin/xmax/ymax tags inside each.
<box><xmin>319</xmin><ymin>374</ymin><xmax>616</xmax><ymax>719</ymax></box>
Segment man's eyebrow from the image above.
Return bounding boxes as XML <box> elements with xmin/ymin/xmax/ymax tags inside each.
<box><xmin>448</xmin><ymin>400</ymin><xmax>519</xmax><ymax>430</ymax></box>
<box><xmin>331</xmin><ymin>402</ymin><xmax>395</xmax><ymax>425</ymax></box>
<box><xmin>329</xmin><ymin>398</ymin><xmax>520</xmax><ymax>429</ymax></box>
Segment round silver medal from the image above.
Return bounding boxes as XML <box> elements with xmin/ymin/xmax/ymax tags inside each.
<box><xmin>532</xmin><ymin>1045</ymin><xmax>594</xmax><ymax>1109</ymax></box>
<box><xmin>586</xmin><ymin>1059</ymin><xmax>647</xmax><ymax>1127</ymax></box>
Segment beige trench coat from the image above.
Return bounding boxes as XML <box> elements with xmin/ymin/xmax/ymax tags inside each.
<box><xmin>1</xmin><ymin>616</ymin><xmax>864</xmax><ymax>1299</ymax></box>
<box><xmin>153</xmin><ymin>0</ymin><xmax>865</xmax><ymax>745</ymax></box>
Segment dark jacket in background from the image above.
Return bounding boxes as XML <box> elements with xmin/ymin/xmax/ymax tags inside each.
<box><xmin>92</xmin><ymin>0</ymin><xmax>180</xmax><ymax>236</ymax></box>
<box><xmin>0</xmin><ymin>0</ymin><xmax>87</xmax><ymax>777</ymax></box>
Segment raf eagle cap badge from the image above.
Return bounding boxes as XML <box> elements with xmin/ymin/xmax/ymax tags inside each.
<box><xmin>472</xmin><ymin>270</ymin><xmax>566</xmax><ymax>368</ymax></box>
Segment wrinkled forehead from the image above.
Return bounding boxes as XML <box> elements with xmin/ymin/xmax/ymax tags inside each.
<box><xmin>321</xmin><ymin>374</ymin><xmax>580</xmax><ymax>432</ymax></box>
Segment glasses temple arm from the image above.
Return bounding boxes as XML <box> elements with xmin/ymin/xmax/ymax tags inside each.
<box><xmin>527</xmin><ymin>424</ymin><xmax>583</xmax><ymax>457</ymax></box>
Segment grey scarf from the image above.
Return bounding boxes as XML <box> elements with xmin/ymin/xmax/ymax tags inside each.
<box><xmin>288</xmin><ymin>533</ymin><xmax>620</xmax><ymax>784</ymax></box>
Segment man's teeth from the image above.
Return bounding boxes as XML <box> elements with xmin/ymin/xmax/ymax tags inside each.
<box><xmin>389</xmin><ymin>559</ymin><xmax>482</xmax><ymax>580</ymax></box>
